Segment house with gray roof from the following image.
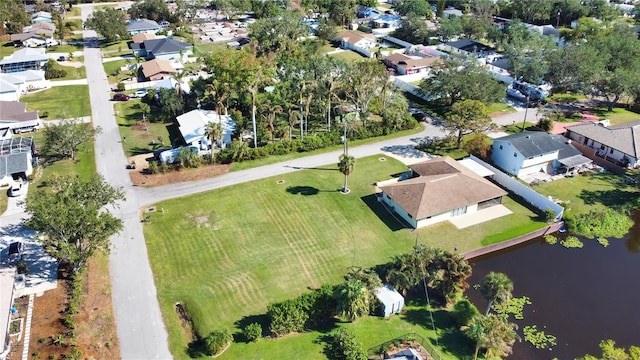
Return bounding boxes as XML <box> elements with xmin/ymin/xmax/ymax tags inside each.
<box><xmin>126</xmin><ymin>19</ymin><xmax>162</xmax><ymax>35</ymax></box>
<box><xmin>0</xmin><ymin>48</ymin><xmax>48</xmax><ymax>73</ymax></box>
<box><xmin>565</xmin><ymin>120</ymin><xmax>640</xmax><ymax>171</ymax></box>
<box><xmin>379</xmin><ymin>156</ymin><xmax>507</xmax><ymax>228</ymax></box>
<box><xmin>491</xmin><ymin>131</ymin><xmax>590</xmax><ymax>178</ymax></box>
<box><xmin>0</xmin><ymin>79</ymin><xmax>20</xmax><ymax>102</ymax></box>
<box><xmin>0</xmin><ymin>137</ymin><xmax>35</xmax><ymax>184</ymax></box>
<box><xmin>0</xmin><ymin>101</ymin><xmax>41</xmax><ymax>134</ymax></box>
<box><xmin>31</xmin><ymin>11</ymin><xmax>52</xmax><ymax>24</ymax></box>
<box><xmin>130</xmin><ymin>38</ymin><xmax>192</xmax><ymax>61</ymax></box>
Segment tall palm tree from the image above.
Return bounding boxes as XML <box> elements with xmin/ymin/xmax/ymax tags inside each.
<box><xmin>463</xmin><ymin>315</ymin><xmax>490</xmax><ymax>360</ymax></box>
<box><xmin>205</xmin><ymin>121</ymin><xmax>222</xmax><ymax>163</ymax></box>
<box><xmin>338</xmin><ymin>153</ymin><xmax>355</xmax><ymax>194</ymax></box>
<box><xmin>334</xmin><ymin>279</ymin><xmax>369</xmax><ymax>322</ymax></box>
<box><xmin>479</xmin><ymin>272</ymin><xmax>514</xmax><ymax>314</ymax></box>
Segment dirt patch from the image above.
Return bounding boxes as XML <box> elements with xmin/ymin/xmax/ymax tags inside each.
<box><xmin>175</xmin><ymin>302</ymin><xmax>197</xmax><ymax>342</ymax></box>
<box><xmin>16</xmin><ymin>255</ymin><xmax>120</xmax><ymax>360</ymax></box>
<box><xmin>59</xmin><ymin>60</ymin><xmax>84</xmax><ymax>68</ymax></box>
<box><xmin>128</xmin><ymin>161</ymin><xmax>233</xmax><ymax>187</ymax></box>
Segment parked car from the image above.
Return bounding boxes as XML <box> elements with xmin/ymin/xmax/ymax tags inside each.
<box><xmin>133</xmin><ymin>88</ymin><xmax>149</xmax><ymax>98</ymax></box>
<box><xmin>113</xmin><ymin>93</ymin><xmax>130</xmax><ymax>101</ymax></box>
<box><xmin>57</xmin><ymin>56</ymin><xmax>66</xmax><ymax>61</ymax></box>
<box><xmin>9</xmin><ymin>182</ymin><xmax>23</xmax><ymax>197</ymax></box>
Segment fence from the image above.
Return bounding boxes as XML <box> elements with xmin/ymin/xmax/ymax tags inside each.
<box><xmin>469</xmin><ymin>155</ymin><xmax>564</xmax><ymax>221</ymax></box>
<box><xmin>367</xmin><ymin>333</ymin><xmax>443</xmax><ymax>360</ymax></box>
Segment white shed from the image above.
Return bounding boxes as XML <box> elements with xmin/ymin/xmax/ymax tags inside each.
<box><xmin>375</xmin><ymin>285</ymin><xmax>404</xmax><ymax>317</ymax></box>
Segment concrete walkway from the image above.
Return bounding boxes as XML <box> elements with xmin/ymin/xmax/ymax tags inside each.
<box><xmin>50</xmin><ymin>79</ymin><xmax>88</xmax><ymax>86</ymax></box>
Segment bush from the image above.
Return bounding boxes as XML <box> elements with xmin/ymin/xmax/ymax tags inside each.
<box><xmin>267</xmin><ymin>299</ymin><xmax>308</xmax><ymax>336</ymax></box>
<box><xmin>204</xmin><ymin>329</ymin><xmax>232</xmax><ymax>356</ymax></box>
<box><xmin>45</xmin><ymin>67</ymin><xmax>67</xmax><ymax>79</ymax></box>
<box><xmin>324</xmin><ymin>328</ymin><xmax>367</xmax><ymax>360</ymax></box>
<box><xmin>116</xmin><ymin>82</ymin><xmax>125</xmax><ymax>91</ymax></box>
<box><xmin>567</xmin><ymin>208</ymin><xmax>633</xmax><ymax>239</ymax></box>
<box><xmin>451</xmin><ymin>298</ymin><xmax>480</xmax><ymax>326</ymax></box>
<box><xmin>242</xmin><ymin>323</ymin><xmax>262</xmax><ymax>342</ymax></box>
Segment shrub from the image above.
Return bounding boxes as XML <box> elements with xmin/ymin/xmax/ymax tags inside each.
<box><xmin>242</xmin><ymin>323</ymin><xmax>262</xmax><ymax>342</ymax></box>
<box><xmin>204</xmin><ymin>329</ymin><xmax>232</xmax><ymax>356</ymax></box>
<box><xmin>567</xmin><ymin>208</ymin><xmax>633</xmax><ymax>239</ymax></box>
<box><xmin>324</xmin><ymin>328</ymin><xmax>367</xmax><ymax>360</ymax></box>
<box><xmin>267</xmin><ymin>299</ymin><xmax>308</xmax><ymax>336</ymax></box>
<box><xmin>116</xmin><ymin>82</ymin><xmax>125</xmax><ymax>91</ymax></box>
<box><xmin>451</xmin><ymin>298</ymin><xmax>480</xmax><ymax>326</ymax></box>
<box><xmin>148</xmin><ymin>161</ymin><xmax>158</xmax><ymax>174</ymax></box>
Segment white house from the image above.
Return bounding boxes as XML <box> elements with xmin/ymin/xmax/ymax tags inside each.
<box><xmin>0</xmin><ymin>79</ymin><xmax>20</xmax><ymax>102</ymax></box>
<box><xmin>31</xmin><ymin>11</ymin><xmax>52</xmax><ymax>24</ymax></box>
<box><xmin>0</xmin><ymin>101</ymin><xmax>41</xmax><ymax>134</ymax></box>
<box><xmin>335</xmin><ymin>30</ymin><xmax>378</xmax><ymax>58</ymax></box>
<box><xmin>0</xmin><ymin>48</ymin><xmax>49</xmax><ymax>73</ymax></box>
<box><xmin>130</xmin><ymin>38</ymin><xmax>192</xmax><ymax>61</ymax></box>
<box><xmin>0</xmin><ymin>137</ymin><xmax>35</xmax><ymax>184</ymax></box>
<box><xmin>565</xmin><ymin>121</ymin><xmax>640</xmax><ymax>170</ymax></box>
<box><xmin>0</xmin><ymin>70</ymin><xmax>49</xmax><ymax>97</ymax></box>
<box><xmin>379</xmin><ymin>157</ymin><xmax>507</xmax><ymax>229</ymax></box>
<box><xmin>491</xmin><ymin>131</ymin><xmax>590</xmax><ymax>178</ymax></box>
<box><xmin>175</xmin><ymin>109</ymin><xmax>235</xmax><ymax>150</ymax></box>
<box><xmin>126</xmin><ymin>19</ymin><xmax>162</xmax><ymax>35</ymax></box>
<box><xmin>374</xmin><ymin>285</ymin><xmax>404</xmax><ymax>317</ymax></box>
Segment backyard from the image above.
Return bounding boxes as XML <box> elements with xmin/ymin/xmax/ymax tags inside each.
<box><xmin>143</xmin><ymin>155</ymin><xmax>546</xmax><ymax>359</ymax></box>
<box><xmin>22</xmin><ymin>85</ymin><xmax>91</xmax><ymax>119</ymax></box>
<box><xmin>114</xmin><ymin>101</ymin><xmax>173</xmax><ymax>157</ymax></box>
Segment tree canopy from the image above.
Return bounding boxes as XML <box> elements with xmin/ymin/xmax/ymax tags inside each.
<box><xmin>41</xmin><ymin>118</ymin><xmax>98</xmax><ymax>161</ymax></box>
<box><xmin>23</xmin><ymin>175</ymin><xmax>125</xmax><ymax>273</ymax></box>
<box><xmin>128</xmin><ymin>0</ymin><xmax>171</xmax><ymax>22</ymax></box>
<box><xmin>84</xmin><ymin>8</ymin><xmax>129</xmax><ymax>43</ymax></box>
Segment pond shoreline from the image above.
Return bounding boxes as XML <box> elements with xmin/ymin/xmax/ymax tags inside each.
<box><xmin>462</xmin><ymin>221</ymin><xmax>565</xmax><ymax>260</ymax></box>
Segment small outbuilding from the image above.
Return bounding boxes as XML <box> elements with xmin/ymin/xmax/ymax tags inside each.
<box><xmin>375</xmin><ymin>285</ymin><xmax>404</xmax><ymax>318</ymax></box>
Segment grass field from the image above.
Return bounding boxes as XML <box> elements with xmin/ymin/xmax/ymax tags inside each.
<box><xmin>50</xmin><ymin>63</ymin><xmax>87</xmax><ymax>81</ymax></box>
<box><xmin>0</xmin><ymin>42</ymin><xmax>18</xmax><ymax>58</ymax></box>
<box><xmin>533</xmin><ymin>171</ymin><xmax>637</xmax><ymax>216</ymax></box>
<box><xmin>47</xmin><ymin>43</ymin><xmax>84</xmax><ymax>54</ymax></box>
<box><xmin>114</xmin><ymin>101</ymin><xmax>172</xmax><ymax>156</ymax></box>
<box><xmin>67</xmin><ymin>7</ymin><xmax>81</xmax><ymax>17</ymax></box>
<box><xmin>101</xmin><ymin>40</ymin><xmax>131</xmax><ymax>57</ymax></box>
<box><xmin>144</xmin><ymin>155</ymin><xmax>544</xmax><ymax>359</ymax></box>
<box><xmin>22</xmin><ymin>85</ymin><xmax>91</xmax><ymax>119</ymax></box>
<box><xmin>329</xmin><ymin>50</ymin><xmax>367</xmax><ymax>61</ymax></box>
<box><xmin>591</xmin><ymin>106</ymin><xmax>640</xmax><ymax>125</ymax></box>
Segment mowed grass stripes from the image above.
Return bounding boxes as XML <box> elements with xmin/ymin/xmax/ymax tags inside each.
<box><xmin>143</xmin><ymin>155</ymin><xmax>545</xmax><ymax>359</ymax></box>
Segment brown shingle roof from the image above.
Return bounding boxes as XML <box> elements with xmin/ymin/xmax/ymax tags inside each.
<box><xmin>131</xmin><ymin>33</ymin><xmax>156</xmax><ymax>44</ymax></box>
<box><xmin>566</xmin><ymin>121</ymin><xmax>640</xmax><ymax>158</ymax></box>
<box><xmin>336</xmin><ymin>30</ymin><xmax>376</xmax><ymax>45</ymax></box>
<box><xmin>381</xmin><ymin>157</ymin><xmax>507</xmax><ymax>219</ymax></box>
<box><xmin>384</xmin><ymin>53</ymin><xmax>442</xmax><ymax>71</ymax></box>
<box><xmin>140</xmin><ymin>59</ymin><xmax>176</xmax><ymax>78</ymax></box>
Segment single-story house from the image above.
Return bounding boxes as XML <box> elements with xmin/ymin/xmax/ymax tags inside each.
<box><xmin>127</xmin><ymin>19</ymin><xmax>162</xmax><ymax>35</ymax></box>
<box><xmin>379</xmin><ymin>156</ymin><xmax>507</xmax><ymax>228</ymax></box>
<box><xmin>23</xmin><ymin>22</ymin><xmax>56</xmax><ymax>34</ymax></box>
<box><xmin>383</xmin><ymin>53</ymin><xmax>442</xmax><ymax>75</ymax></box>
<box><xmin>0</xmin><ymin>136</ymin><xmax>35</xmax><ymax>184</ymax></box>
<box><xmin>374</xmin><ymin>285</ymin><xmax>404</xmax><ymax>317</ymax></box>
<box><xmin>440</xmin><ymin>39</ymin><xmax>496</xmax><ymax>58</ymax></box>
<box><xmin>174</xmin><ymin>109</ymin><xmax>235</xmax><ymax>149</ymax></box>
<box><xmin>130</xmin><ymin>38</ymin><xmax>192</xmax><ymax>61</ymax></box>
<box><xmin>492</xmin><ymin>131</ymin><xmax>590</xmax><ymax>178</ymax></box>
<box><xmin>0</xmin><ymin>101</ymin><xmax>41</xmax><ymax>134</ymax></box>
<box><xmin>139</xmin><ymin>59</ymin><xmax>176</xmax><ymax>81</ymax></box>
<box><xmin>443</xmin><ymin>7</ymin><xmax>463</xmax><ymax>18</ymax></box>
<box><xmin>153</xmin><ymin>77</ymin><xmax>190</xmax><ymax>94</ymax></box>
<box><xmin>131</xmin><ymin>33</ymin><xmax>156</xmax><ymax>44</ymax></box>
<box><xmin>0</xmin><ymin>48</ymin><xmax>48</xmax><ymax>73</ymax></box>
<box><xmin>0</xmin><ymin>70</ymin><xmax>48</xmax><ymax>97</ymax></box>
<box><xmin>565</xmin><ymin>120</ymin><xmax>640</xmax><ymax>170</ymax></box>
<box><xmin>0</xmin><ymin>79</ymin><xmax>20</xmax><ymax>102</ymax></box>
<box><xmin>335</xmin><ymin>30</ymin><xmax>377</xmax><ymax>58</ymax></box>
<box><xmin>10</xmin><ymin>33</ymin><xmax>48</xmax><ymax>48</ymax></box>
<box><xmin>31</xmin><ymin>11</ymin><xmax>52</xmax><ymax>24</ymax></box>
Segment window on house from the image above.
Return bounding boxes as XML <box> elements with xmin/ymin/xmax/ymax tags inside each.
<box><xmin>499</xmin><ymin>145</ymin><xmax>503</xmax><ymax>150</ymax></box>
<box><xmin>514</xmin><ymin>152</ymin><xmax>517</xmax><ymax>157</ymax></box>
<box><xmin>601</xmin><ymin>145</ymin><xmax>605</xmax><ymax>150</ymax></box>
<box><xmin>610</xmin><ymin>148</ymin><xmax>614</xmax><ymax>154</ymax></box>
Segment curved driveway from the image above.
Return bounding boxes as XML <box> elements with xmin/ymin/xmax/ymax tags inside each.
<box><xmin>78</xmin><ymin>3</ymin><xmax>534</xmax><ymax>356</ymax></box>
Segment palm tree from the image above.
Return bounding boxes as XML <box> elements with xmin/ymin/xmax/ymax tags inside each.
<box><xmin>463</xmin><ymin>315</ymin><xmax>490</xmax><ymax>360</ymax></box>
<box><xmin>334</xmin><ymin>279</ymin><xmax>369</xmax><ymax>321</ymax></box>
<box><xmin>478</xmin><ymin>272</ymin><xmax>514</xmax><ymax>314</ymax></box>
<box><xmin>228</xmin><ymin>140</ymin><xmax>250</xmax><ymax>162</ymax></box>
<box><xmin>463</xmin><ymin>314</ymin><xmax>520</xmax><ymax>360</ymax></box>
<box><xmin>338</xmin><ymin>153</ymin><xmax>355</xmax><ymax>194</ymax></box>
<box><xmin>205</xmin><ymin>121</ymin><xmax>222</xmax><ymax>163</ymax></box>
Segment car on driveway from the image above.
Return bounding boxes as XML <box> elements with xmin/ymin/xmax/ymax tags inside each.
<box><xmin>133</xmin><ymin>88</ymin><xmax>149</xmax><ymax>98</ymax></box>
<box><xmin>9</xmin><ymin>182</ymin><xmax>23</xmax><ymax>197</ymax></box>
<box><xmin>113</xmin><ymin>93</ymin><xmax>130</xmax><ymax>101</ymax></box>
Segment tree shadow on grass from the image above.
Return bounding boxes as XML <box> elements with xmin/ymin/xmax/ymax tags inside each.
<box><xmin>578</xmin><ymin>189</ymin><xmax>638</xmax><ymax>208</ymax></box>
<box><xmin>129</xmin><ymin>146</ymin><xmax>154</xmax><ymax>156</ymax></box>
<box><xmin>360</xmin><ymin>194</ymin><xmax>408</xmax><ymax>232</ymax></box>
<box><xmin>286</xmin><ymin>185</ymin><xmax>321</xmax><ymax>196</ymax></box>
<box><xmin>403</xmin><ymin>307</ymin><xmax>474</xmax><ymax>359</ymax></box>
<box><xmin>185</xmin><ymin>338</ymin><xmax>209</xmax><ymax>358</ymax></box>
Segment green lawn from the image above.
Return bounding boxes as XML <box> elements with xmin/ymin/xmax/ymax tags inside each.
<box><xmin>66</xmin><ymin>6</ymin><xmax>81</xmax><ymax>17</ymax></box>
<box><xmin>329</xmin><ymin>50</ymin><xmax>368</xmax><ymax>61</ymax></box>
<box><xmin>486</xmin><ymin>102</ymin><xmax>515</xmax><ymax>115</ymax></box>
<box><xmin>591</xmin><ymin>106</ymin><xmax>640</xmax><ymax>125</ymax></box>
<box><xmin>31</xmin><ymin>130</ymin><xmax>96</xmax><ymax>188</ymax></box>
<box><xmin>114</xmin><ymin>101</ymin><xmax>172</xmax><ymax>156</ymax></box>
<box><xmin>22</xmin><ymin>85</ymin><xmax>91</xmax><ymax>119</ymax></box>
<box><xmin>101</xmin><ymin>40</ymin><xmax>131</xmax><ymax>57</ymax></box>
<box><xmin>193</xmin><ymin>43</ymin><xmax>226</xmax><ymax>57</ymax></box>
<box><xmin>50</xmin><ymin>63</ymin><xmax>87</xmax><ymax>81</ymax></box>
<box><xmin>46</xmin><ymin>43</ymin><xmax>84</xmax><ymax>54</ymax></box>
<box><xmin>103</xmin><ymin>59</ymin><xmax>133</xmax><ymax>84</ymax></box>
<box><xmin>0</xmin><ymin>42</ymin><xmax>18</xmax><ymax>58</ymax></box>
<box><xmin>144</xmin><ymin>155</ymin><xmax>544</xmax><ymax>359</ymax></box>
<box><xmin>532</xmin><ymin>171</ymin><xmax>637</xmax><ymax>216</ymax></box>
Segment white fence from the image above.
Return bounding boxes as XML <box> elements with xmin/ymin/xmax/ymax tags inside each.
<box><xmin>381</xmin><ymin>35</ymin><xmax>414</xmax><ymax>49</ymax></box>
<box><xmin>469</xmin><ymin>155</ymin><xmax>564</xmax><ymax>220</ymax></box>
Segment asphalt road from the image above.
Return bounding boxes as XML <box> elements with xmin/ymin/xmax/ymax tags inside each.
<box><xmin>80</xmin><ymin>4</ymin><xmax>172</xmax><ymax>359</ymax></box>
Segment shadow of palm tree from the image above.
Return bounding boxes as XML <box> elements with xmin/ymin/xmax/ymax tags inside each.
<box><xmin>286</xmin><ymin>186</ymin><xmax>321</xmax><ymax>196</ymax></box>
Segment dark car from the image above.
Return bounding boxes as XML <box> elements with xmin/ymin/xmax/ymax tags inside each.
<box><xmin>113</xmin><ymin>93</ymin><xmax>130</xmax><ymax>101</ymax></box>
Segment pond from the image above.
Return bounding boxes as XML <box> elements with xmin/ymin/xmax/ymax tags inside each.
<box><xmin>465</xmin><ymin>221</ymin><xmax>640</xmax><ymax>359</ymax></box>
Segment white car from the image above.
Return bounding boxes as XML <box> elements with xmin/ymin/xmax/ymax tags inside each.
<box><xmin>133</xmin><ymin>88</ymin><xmax>149</xmax><ymax>98</ymax></box>
<box><xmin>8</xmin><ymin>182</ymin><xmax>23</xmax><ymax>197</ymax></box>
